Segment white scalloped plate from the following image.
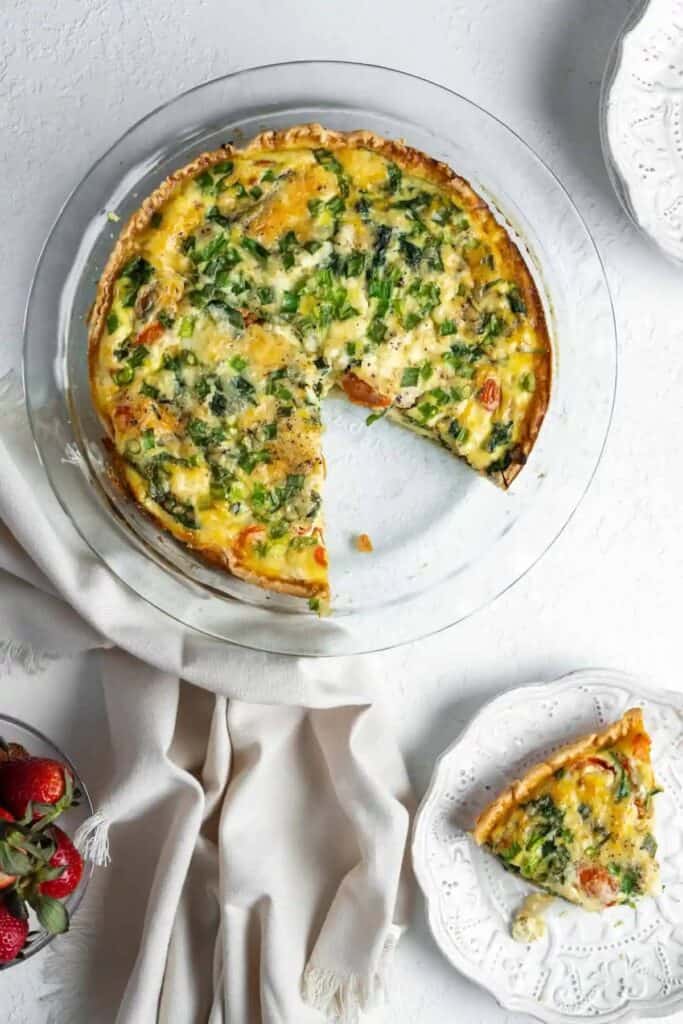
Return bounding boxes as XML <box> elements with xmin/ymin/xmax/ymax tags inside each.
<box><xmin>602</xmin><ymin>0</ymin><xmax>683</xmax><ymax>263</ymax></box>
<box><xmin>413</xmin><ymin>669</ymin><xmax>683</xmax><ymax>1023</ymax></box>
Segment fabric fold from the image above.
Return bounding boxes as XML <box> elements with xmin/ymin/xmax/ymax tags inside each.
<box><xmin>1</xmin><ymin>382</ymin><xmax>414</xmax><ymax>1023</ymax></box>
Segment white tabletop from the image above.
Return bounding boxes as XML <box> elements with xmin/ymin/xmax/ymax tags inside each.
<box><xmin>2</xmin><ymin>0</ymin><xmax>682</xmax><ymax>1020</ymax></box>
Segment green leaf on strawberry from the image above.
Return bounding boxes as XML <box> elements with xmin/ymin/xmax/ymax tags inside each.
<box><xmin>30</xmin><ymin>893</ymin><xmax>69</xmax><ymax>935</ymax></box>
<box><xmin>0</xmin><ymin>842</ymin><xmax>32</xmax><ymax>877</ymax></box>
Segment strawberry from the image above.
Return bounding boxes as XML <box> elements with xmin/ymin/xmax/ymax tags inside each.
<box><xmin>39</xmin><ymin>827</ymin><xmax>83</xmax><ymax>899</ymax></box>
<box><xmin>0</xmin><ymin>758</ymin><xmax>73</xmax><ymax>821</ymax></box>
<box><xmin>0</xmin><ymin>898</ymin><xmax>28</xmax><ymax>962</ymax></box>
<box><xmin>0</xmin><ymin>808</ymin><xmax>16</xmax><ymax>890</ymax></box>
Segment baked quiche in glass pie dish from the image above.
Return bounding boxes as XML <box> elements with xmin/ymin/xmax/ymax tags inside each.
<box><xmin>88</xmin><ymin>124</ymin><xmax>551</xmax><ymax>608</ymax></box>
<box><xmin>24</xmin><ymin>62</ymin><xmax>616</xmax><ymax>654</ymax></box>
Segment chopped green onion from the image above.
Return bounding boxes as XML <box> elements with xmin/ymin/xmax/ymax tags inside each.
<box><xmin>401</xmin><ymin>367</ymin><xmax>419</xmax><ymax>387</ymax></box>
<box><xmin>418</xmin><ymin>401</ymin><xmax>437</xmax><ymax>421</ymax></box>
<box><xmin>281</xmin><ymin>291</ymin><xmax>300</xmax><ymax>314</ymax></box>
<box><xmin>343</xmin><ymin>251</ymin><xmax>365</xmax><ymax>277</ymax></box>
<box><xmin>439</xmin><ymin>320</ymin><xmax>456</xmax><ymax>336</ymax></box>
<box><xmin>114</xmin><ymin>366</ymin><xmax>134</xmax><ymax>385</ymax></box>
<box><xmin>366</xmin><ymin>319</ymin><xmax>386</xmax><ymax>344</ymax></box>
<box><xmin>240</xmin><ymin>237</ymin><xmax>269</xmax><ymax>261</ymax></box>
<box><xmin>195</xmin><ymin>170</ymin><xmax>215</xmax><ymax>193</ymax></box>
<box><xmin>430</xmin><ymin>387</ymin><xmax>449</xmax><ymax>405</ymax></box>
<box><xmin>508</xmin><ymin>287</ymin><xmax>527</xmax><ymax>314</ymax></box>
<box><xmin>106</xmin><ymin>312</ymin><xmax>119</xmax><ymax>334</ymax></box>
<box><xmin>386</xmin><ymin>162</ymin><xmax>402</xmax><ymax>194</ymax></box>
<box><xmin>313</xmin><ymin>149</ymin><xmax>343</xmax><ymax>176</ymax></box>
<box><xmin>213</xmin><ymin>160</ymin><xmax>234</xmax><ymax>175</ymax></box>
<box><xmin>128</xmin><ymin>345</ymin><xmax>149</xmax><ymax>369</ymax></box>
<box><xmin>326</xmin><ymin>195</ymin><xmax>345</xmax><ymax>216</ymax></box>
<box><xmin>179</xmin><ymin>316</ymin><xmax>195</xmax><ymax>339</ymax></box>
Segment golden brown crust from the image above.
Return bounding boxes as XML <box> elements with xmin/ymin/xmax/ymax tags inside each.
<box><xmin>89</xmin><ymin>123</ymin><xmax>552</xmax><ymax>589</ymax></box>
<box><xmin>196</xmin><ymin>538</ymin><xmax>327</xmax><ymax>598</ymax></box>
<box><xmin>473</xmin><ymin>708</ymin><xmax>645</xmax><ymax>845</ymax></box>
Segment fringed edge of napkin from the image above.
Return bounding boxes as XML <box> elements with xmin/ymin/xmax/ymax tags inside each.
<box><xmin>0</xmin><ymin>638</ymin><xmax>59</xmax><ymax>676</ymax></box>
<box><xmin>302</xmin><ymin>924</ymin><xmax>402</xmax><ymax>1024</ymax></box>
<box><xmin>74</xmin><ymin>810</ymin><xmax>112</xmax><ymax>867</ymax></box>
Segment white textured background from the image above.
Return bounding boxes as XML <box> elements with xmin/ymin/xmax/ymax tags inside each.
<box><xmin>2</xmin><ymin>0</ymin><xmax>683</xmax><ymax>1020</ymax></box>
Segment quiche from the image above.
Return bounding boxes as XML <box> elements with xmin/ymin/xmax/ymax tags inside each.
<box><xmin>474</xmin><ymin>708</ymin><xmax>661</xmax><ymax>915</ymax></box>
<box><xmin>89</xmin><ymin>125</ymin><xmax>551</xmax><ymax>603</ymax></box>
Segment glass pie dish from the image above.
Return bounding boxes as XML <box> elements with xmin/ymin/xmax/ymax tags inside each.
<box><xmin>23</xmin><ymin>61</ymin><xmax>616</xmax><ymax>656</ymax></box>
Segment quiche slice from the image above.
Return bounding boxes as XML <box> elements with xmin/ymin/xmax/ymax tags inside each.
<box><xmin>89</xmin><ymin>125</ymin><xmax>552</xmax><ymax>602</ymax></box>
<box><xmin>474</xmin><ymin>709</ymin><xmax>661</xmax><ymax>913</ymax></box>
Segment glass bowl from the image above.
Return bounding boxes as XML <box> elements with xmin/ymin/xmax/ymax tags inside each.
<box><xmin>0</xmin><ymin>714</ymin><xmax>94</xmax><ymax>970</ymax></box>
<box><xmin>23</xmin><ymin>61</ymin><xmax>616</xmax><ymax>656</ymax></box>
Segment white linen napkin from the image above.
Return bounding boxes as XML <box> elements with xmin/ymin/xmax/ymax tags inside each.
<box><xmin>0</xmin><ymin>376</ymin><xmax>414</xmax><ymax>1023</ymax></box>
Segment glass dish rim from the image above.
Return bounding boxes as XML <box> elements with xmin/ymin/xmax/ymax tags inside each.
<box><xmin>22</xmin><ymin>59</ymin><xmax>618</xmax><ymax>657</ymax></box>
<box><xmin>0</xmin><ymin>712</ymin><xmax>95</xmax><ymax>969</ymax></box>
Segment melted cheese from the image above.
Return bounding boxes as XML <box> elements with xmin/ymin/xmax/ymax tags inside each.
<box><xmin>511</xmin><ymin>893</ymin><xmax>553</xmax><ymax>943</ymax></box>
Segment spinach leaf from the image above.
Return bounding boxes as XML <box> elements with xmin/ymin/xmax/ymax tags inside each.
<box><xmin>120</xmin><ymin>257</ymin><xmax>153</xmax><ymax>308</ymax></box>
<box><xmin>385</xmin><ymin>162</ymin><xmax>402</xmax><ymax>194</ymax></box>
<box><xmin>486</xmin><ymin>421</ymin><xmax>513</xmax><ymax>452</ymax></box>
<box><xmin>240</xmin><ymin>237</ymin><xmax>269</xmax><ymax>262</ymax></box>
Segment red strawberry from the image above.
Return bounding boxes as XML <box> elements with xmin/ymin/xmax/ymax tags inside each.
<box><xmin>0</xmin><ymin>808</ymin><xmax>16</xmax><ymax>890</ymax></box>
<box><xmin>39</xmin><ymin>827</ymin><xmax>83</xmax><ymax>899</ymax></box>
<box><xmin>0</xmin><ymin>899</ymin><xmax>28</xmax><ymax>962</ymax></box>
<box><xmin>0</xmin><ymin>758</ymin><xmax>73</xmax><ymax>820</ymax></box>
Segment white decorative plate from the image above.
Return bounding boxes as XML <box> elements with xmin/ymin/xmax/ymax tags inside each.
<box><xmin>602</xmin><ymin>0</ymin><xmax>683</xmax><ymax>262</ymax></box>
<box><xmin>413</xmin><ymin>669</ymin><xmax>683</xmax><ymax>1023</ymax></box>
